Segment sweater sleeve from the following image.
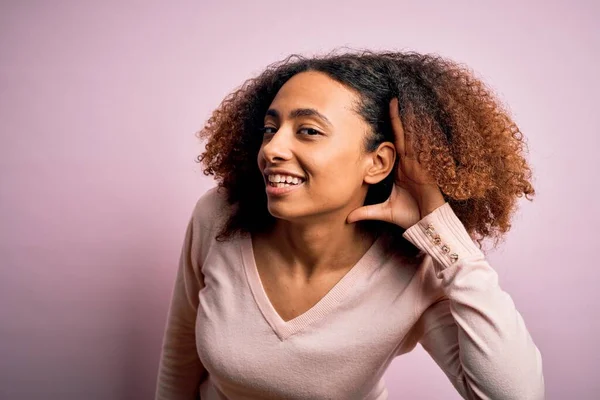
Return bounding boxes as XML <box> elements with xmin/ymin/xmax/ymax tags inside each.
<box><xmin>155</xmin><ymin>211</ymin><xmax>208</xmax><ymax>400</ymax></box>
<box><xmin>402</xmin><ymin>202</ymin><xmax>545</xmax><ymax>400</ymax></box>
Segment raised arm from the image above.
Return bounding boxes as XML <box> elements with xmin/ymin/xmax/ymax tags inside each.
<box><xmin>402</xmin><ymin>203</ymin><xmax>545</xmax><ymax>400</ymax></box>
<box><xmin>155</xmin><ymin>212</ymin><xmax>208</xmax><ymax>400</ymax></box>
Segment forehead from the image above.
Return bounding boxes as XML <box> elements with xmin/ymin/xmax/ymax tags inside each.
<box><xmin>269</xmin><ymin>71</ymin><xmax>361</xmax><ymax>117</ymax></box>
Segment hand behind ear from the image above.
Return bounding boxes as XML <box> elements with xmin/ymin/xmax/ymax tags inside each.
<box><xmin>347</xmin><ymin>98</ymin><xmax>445</xmax><ymax>229</ymax></box>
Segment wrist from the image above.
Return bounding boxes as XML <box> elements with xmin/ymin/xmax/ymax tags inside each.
<box><xmin>416</xmin><ymin>186</ymin><xmax>446</xmax><ymax>218</ymax></box>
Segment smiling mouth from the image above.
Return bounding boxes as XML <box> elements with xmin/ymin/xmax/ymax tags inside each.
<box><xmin>268</xmin><ymin>181</ymin><xmax>304</xmax><ymax>188</ymax></box>
<box><xmin>265</xmin><ymin>174</ymin><xmax>306</xmax><ymax>188</ymax></box>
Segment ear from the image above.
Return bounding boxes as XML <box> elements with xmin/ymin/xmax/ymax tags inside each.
<box><xmin>363</xmin><ymin>142</ymin><xmax>396</xmax><ymax>185</ymax></box>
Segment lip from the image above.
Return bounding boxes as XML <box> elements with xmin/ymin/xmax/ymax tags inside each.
<box><xmin>263</xmin><ymin>168</ymin><xmax>305</xmax><ymax>180</ymax></box>
<box><xmin>265</xmin><ymin>180</ymin><xmax>305</xmax><ymax>197</ymax></box>
<box><xmin>263</xmin><ymin>167</ymin><xmax>306</xmax><ymax>197</ymax></box>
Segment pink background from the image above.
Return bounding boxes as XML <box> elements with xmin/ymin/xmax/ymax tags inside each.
<box><xmin>1</xmin><ymin>1</ymin><xmax>598</xmax><ymax>399</ymax></box>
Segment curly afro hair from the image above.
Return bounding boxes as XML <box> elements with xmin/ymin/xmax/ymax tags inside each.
<box><xmin>196</xmin><ymin>50</ymin><xmax>535</xmax><ymax>257</ymax></box>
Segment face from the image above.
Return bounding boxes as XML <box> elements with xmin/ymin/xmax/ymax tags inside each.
<box><xmin>257</xmin><ymin>70</ymin><xmax>392</xmax><ymax>223</ymax></box>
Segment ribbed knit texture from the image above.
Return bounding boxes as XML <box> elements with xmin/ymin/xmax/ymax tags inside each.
<box><xmin>155</xmin><ymin>187</ymin><xmax>545</xmax><ymax>400</ymax></box>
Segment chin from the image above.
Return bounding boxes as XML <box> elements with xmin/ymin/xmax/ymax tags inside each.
<box><xmin>266</xmin><ymin>203</ymin><xmax>307</xmax><ymax>222</ymax></box>
<box><xmin>266</xmin><ymin>204</ymin><xmax>292</xmax><ymax>220</ymax></box>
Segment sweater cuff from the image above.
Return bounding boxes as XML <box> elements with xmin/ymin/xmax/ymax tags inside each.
<box><xmin>402</xmin><ymin>203</ymin><xmax>484</xmax><ymax>271</ymax></box>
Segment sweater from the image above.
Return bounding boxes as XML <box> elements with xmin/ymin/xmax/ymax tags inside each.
<box><xmin>155</xmin><ymin>187</ymin><xmax>545</xmax><ymax>399</ymax></box>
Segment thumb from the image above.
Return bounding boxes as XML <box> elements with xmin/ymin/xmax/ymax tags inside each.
<box><xmin>346</xmin><ymin>202</ymin><xmax>393</xmax><ymax>224</ymax></box>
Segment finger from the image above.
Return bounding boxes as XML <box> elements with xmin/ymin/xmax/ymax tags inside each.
<box><xmin>389</xmin><ymin>98</ymin><xmax>406</xmax><ymax>156</ymax></box>
<box><xmin>346</xmin><ymin>203</ymin><xmax>392</xmax><ymax>224</ymax></box>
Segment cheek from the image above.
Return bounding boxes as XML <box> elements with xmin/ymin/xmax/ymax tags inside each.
<box><xmin>256</xmin><ymin>148</ymin><xmax>265</xmax><ymax>168</ymax></box>
<box><xmin>309</xmin><ymin>159</ymin><xmax>362</xmax><ymax>196</ymax></box>
<box><xmin>306</xmin><ymin>177</ymin><xmax>360</xmax><ymax>212</ymax></box>
<box><xmin>313</xmin><ymin>147</ymin><xmax>362</xmax><ymax>182</ymax></box>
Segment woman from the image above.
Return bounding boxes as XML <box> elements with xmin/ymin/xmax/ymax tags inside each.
<box><xmin>155</xmin><ymin>51</ymin><xmax>545</xmax><ymax>400</ymax></box>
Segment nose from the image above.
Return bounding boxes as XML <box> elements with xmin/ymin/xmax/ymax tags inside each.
<box><xmin>260</xmin><ymin>127</ymin><xmax>293</xmax><ymax>163</ymax></box>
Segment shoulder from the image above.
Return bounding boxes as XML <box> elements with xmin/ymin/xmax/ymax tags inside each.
<box><xmin>190</xmin><ymin>185</ymin><xmax>235</xmax><ymax>239</ymax></box>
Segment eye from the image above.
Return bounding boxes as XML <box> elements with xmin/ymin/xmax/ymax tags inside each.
<box><xmin>260</xmin><ymin>126</ymin><xmax>277</xmax><ymax>135</ymax></box>
<box><xmin>298</xmin><ymin>128</ymin><xmax>321</xmax><ymax>136</ymax></box>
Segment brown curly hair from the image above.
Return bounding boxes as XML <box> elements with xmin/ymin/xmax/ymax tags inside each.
<box><xmin>196</xmin><ymin>50</ymin><xmax>535</xmax><ymax>256</ymax></box>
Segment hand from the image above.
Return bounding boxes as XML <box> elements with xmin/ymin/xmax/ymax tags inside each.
<box><xmin>347</xmin><ymin>98</ymin><xmax>446</xmax><ymax>229</ymax></box>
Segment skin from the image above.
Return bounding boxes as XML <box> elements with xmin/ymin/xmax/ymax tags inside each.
<box><xmin>347</xmin><ymin>98</ymin><xmax>446</xmax><ymax>227</ymax></box>
<box><xmin>256</xmin><ymin>71</ymin><xmax>445</xmax><ymax>283</ymax></box>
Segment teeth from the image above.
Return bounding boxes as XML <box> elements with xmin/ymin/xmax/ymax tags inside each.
<box><xmin>267</xmin><ymin>174</ymin><xmax>304</xmax><ymax>184</ymax></box>
<box><xmin>269</xmin><ymin>182</ymin><xmax>293</xmax><ymax>188</ymax></box>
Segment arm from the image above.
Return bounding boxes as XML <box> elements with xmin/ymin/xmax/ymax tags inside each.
<box><xmin>155</xmin><ymin>213</ymin><xmax>208</xmax><ymax>400</ymax></box>
<box><xmin>402</xmin><ymin>203</ymin><xmax>545</xmax><ymax>400</ymax></box>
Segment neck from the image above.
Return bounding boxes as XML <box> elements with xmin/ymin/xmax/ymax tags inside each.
<box><xmin>267</xmin><ymin>212</ymin><xmax>377</xmax><ymax>280</ymax></box>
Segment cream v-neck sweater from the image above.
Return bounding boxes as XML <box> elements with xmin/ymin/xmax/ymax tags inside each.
<box><xmin>155</xmin><ymin>187</ymin><xmax>545</xmax><ymax>400</ymax></box>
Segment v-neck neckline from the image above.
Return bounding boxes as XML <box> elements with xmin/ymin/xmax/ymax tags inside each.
<box><xmin>241</xmin><ymin>233</ymin><xmax>385</xmax><ymax>341</ymax></box>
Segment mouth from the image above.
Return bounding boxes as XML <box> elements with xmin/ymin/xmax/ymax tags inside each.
<box><xmin>265</xmin><ymin>174</ymin><xmax>305</xmax><ymax>186</ymax></box>
<box><xmin>267</xmin><ymin>181</ymin><xmax>302</xmax><ymax>188</ymax></box>
<box><xmin>265</xmin><ymin>174</ymin><xmax>306</xmax><ymax>196</ymax></box>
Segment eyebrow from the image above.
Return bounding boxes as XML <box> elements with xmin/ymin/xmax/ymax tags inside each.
<box><xmin>265</xmin><ymin>108</ymin><xmax>333</xmax><ymax>127</ymax></box>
